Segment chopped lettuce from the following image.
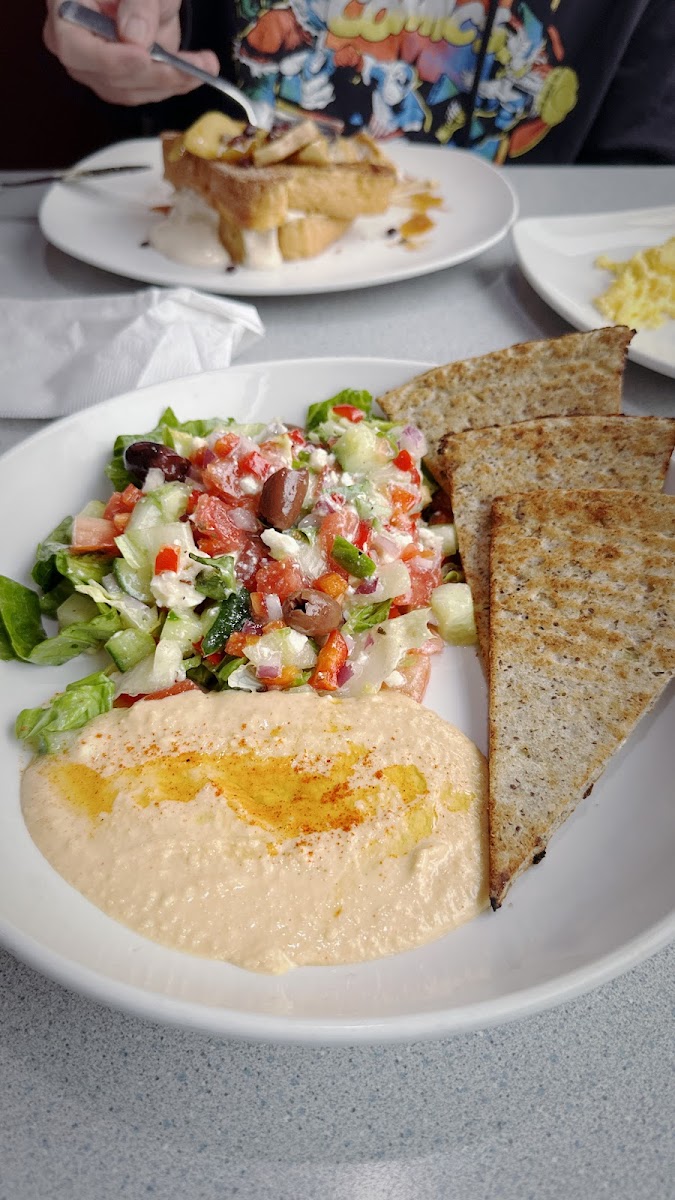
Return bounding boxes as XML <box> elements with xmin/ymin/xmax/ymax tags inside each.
<box><xmin>16</xmin><ymin>671</ymin><xmax>115</xmax><ymax>754</ymax></box>
<box><xmin>55</xmin><ymin>549</ymin><xmax>113</xmax><ymax>587</ymax></box>
<box><xmin>0</xmin><ymin>576</ymin><xmax>46</xmax><ymax>661</ymax></box>
<box><xmin>31</xmin><ymin>516</ymin><xmax>73</xmax><ymax>592</ymax></box>
<box><xmin>28</xmin><ymin>607</ymin><xmax>122</xmax><ymax>666</ymax></box>
<box><xmin>305</xmin><ymin>388</ymin><xmax>373</xmax><ymax>432</ymax></box>
<box><xmin>344</xmin><ymin>599</ymin><xmax>392</xmax><ymax>634</ymax></box>
<box><xmin>190</xmin><ymin>552</ymin><xmax>237</xmax><ymax>600</ymax></box>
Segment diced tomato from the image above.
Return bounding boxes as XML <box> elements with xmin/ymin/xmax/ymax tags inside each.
<box><xmin>288</xmin><ymin>428</ymin><xmax>306</xmax><ymax>447</ymax></box>
<box><xmin>191</xmin><ymin>494</ymin><xmax>250</xmax><ymax>554</ymax></box>
<box><xmin>103</xmin><ymin>484</ymin><xmax>144</xmax><ymax>521</ymax></box>
<box><xmin>204</xmin><ymin>650</ymin><xmax>225</xmax><ymax>667</ymax></box>
<box><xmin>319</xmin><ymin>509</ymin><xmax>360</xmax><ymax>572</ymax></box>
<box><xmin>191</xmin><ymin>445</ymin><xmax>216</xmax><ymax>470</ymax></box>
<box><xmin>393</xmin><ymin>449</ymin><xmax>420</xmax><ymax>484</ymax></box>
<box><xmin>225</xmin><ymin>630</ymin><xmax>260</xmax><ymax>657</ymax></box>
<box><xmin>203</xmin><ymin>456</ymin><xmax>245</xmax><ymax>502</ymax></box>
<box><xmin>390</xmin><ymin>484</ymin><xmax>417</xmax><ymax>516</ymax></box>
<box><xmin>113</xmin><ymin>680</ymin><xmax>200</xmax><ymax>709</ymax></box>
<box><xmin>262</xmin><ymin>618</ymin><xmax>286</xmax><ymax>634</ymax></box>
<box><xmin>234</xmin><ymin>536</ymin><xmax>266</xmax><ymax>589</ymax></box>
<box><xmin>264</xmin><ymin>666</ymin><xmax>303</xmax><ymax>689</ymax></box>
<box><xmin>309</xmin><ymin>630</ymin><xmax>349</xmax><ymax>693</ymax></box>
<box><xmin>186</xmin><ymin>489</ymin><xmax>202</xmax><ymax>515</ymax></box>
<box><xmin>332</xmin><ymin>404</ymin><xmax>365</xmax><ymax>423</ymax></box>
<box><xmin>396</xmin><ymin>552</ymin><xmax>442</xmax><ymax>609</ymax></box>
<box><xmin>113</xmin><ymin>512</ymin><xmax>131</xmax><ymax>533</ymax></box>
<box><xmin>154</xmin><ymin>545</ymin><xmax>180</xmax><ymax>574</ymax></box>
<box><xmin>401</xmin><ymin>542</ymin><xmax>420</xmax><ymax>562</ymax></box>
<box><xmin>388</xmin><ymin>652</ymin><xmax>431</xmax><ymax>702</ymax></box>
<box><xmin>70</xmin><ymin>515</ymin><xmax>119</xmax><ymax>555</ymax></box>
<box><xmin>314</xmin><ymin>571</ymin><xmax>348</xmax><ymax>600</ymax></box>
<box><xmin>353</xmin><ymin>520</ymin><xmax>371</xmax><ymax>550</ymax></box>
<box><xmin>239</xmin><ymin>448</ymin><xmax>274</xmax><ymax>479</ymax></box>
<box><xmin>213</xmin><ymin>432</ymin><xmax>240</xmax><ymax>459</ymax></box>
<box><xmin>254</xmin><ymin>557</ymin><xmax>304</xmax><ymax>601</ymax></box>
<box><xmin>257</xmin><ymin>439</ymin><xmax>293</xmax><ymax>472</ymax></box>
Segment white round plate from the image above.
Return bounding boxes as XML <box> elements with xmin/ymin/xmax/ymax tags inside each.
<box><xmin>513</xmin><ymin>206</ymin><xmax>675</xmax><ymax>379</ymax></box>
<box><xmin>38</xmin><ymin>138</ymin><xmax>517</xmax><ymax>297</ymax></box>
<box><xmin>1</xmin><ymin>358</ymin><xmax>673</xmax><ymax>1044</ymax></box>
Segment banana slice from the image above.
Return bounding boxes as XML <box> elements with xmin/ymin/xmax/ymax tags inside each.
<box><xmin>184</xmin><ymin>112</ymin><xmax>247</xmax><ymax>160</ymax></box>
<box><xmin>252</xmin><ymin>121</ymin><xmax>321</xmax><ymax>167</ymax></box>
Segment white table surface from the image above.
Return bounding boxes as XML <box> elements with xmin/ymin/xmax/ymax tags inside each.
<box><xmin>1</xmin><ymin>165</ymin><xmax>674</xmax><ymax>1200</ymax></box>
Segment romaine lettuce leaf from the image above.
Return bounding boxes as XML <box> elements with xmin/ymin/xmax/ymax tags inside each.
<box><xmin>306</xmin><ymin>388</ymin><xmax>373</xmax><ymax>432</ymax></box>
<box><xmin>0</xmin><ymin>576</ymin><xmax>46</xmax><ymax>661</ymax></box>
<box><xmin>16</xmin><ymin>670</ymin><xmax>115</xmax><ymax>754</ymax></box>
<box><xmin>28</xmin><ymin>607</ymin><xmax>122</xmax><ymax>666</ymax></box>
<box><xmin>31</xmin><ymin>516</ymin><xmax>73</xmax><ymax>592</ymax></box>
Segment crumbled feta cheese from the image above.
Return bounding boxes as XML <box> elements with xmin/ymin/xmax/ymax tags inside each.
<box><xmin>261</xmin><ymin>529</ymin><xmax>299</xmax><ymax>560</ymax></box>
<box><xmin>384</xmin><ymin>670</ymin><xmax>405</xmax><ymax>688</ymax></box>
<box><xmin>309</xmin><ymin>447</ymin><xmax>330</xmax><ymax>470</ymax></box>
<box><xmin>239</xmin><ymin>473</ymin><xmax>261</xmax><ymax>495</ymax></box>
<box><xmin>340</xmin><ymin>472</ymin><xmax>354</xmax><ymax>486</ymax></box>
<box><xmin>142</xmin><ymin>468</ymin><xmax>165</xmax><ymax>493</ymax></box>
<box><xmin>150</xmin><ymin>575</ymin><xmax>203</xmax><ymax>610</ymax></box>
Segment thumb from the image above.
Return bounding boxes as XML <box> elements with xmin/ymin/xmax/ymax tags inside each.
<box><xmin>117</xmin><ymin>0</ymin><xmax>161</xmax><ymax>47</ymax></box>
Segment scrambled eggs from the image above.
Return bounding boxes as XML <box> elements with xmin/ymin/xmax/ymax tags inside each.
<box><xmin>593</xmin><ymin>235</ymin><xmax>675</xmax><ymax>330</ymax></box>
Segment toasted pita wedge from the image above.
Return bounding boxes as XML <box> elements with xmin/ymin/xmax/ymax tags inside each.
<box><xmin>488</xmin><ymin>489</ymin><xmax>675</xmax><ymax>909</ymax></box>
<box><xmin>378</xmin><ymin>327</ymin><xmax>633</xmax><ymax>477</ymax></box>
<box><xmin>435</xmin><ymin>415</ymin><xmax>675</xmax><ymax>662</ymax></box>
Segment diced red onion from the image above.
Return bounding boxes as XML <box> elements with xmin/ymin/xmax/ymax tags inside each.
<box><xmin>356</xmin><ymin>576</ymin><xmax>378</xmax><ymax>595</ymax></box>
<box><xmin>265</xmin><ymin>593</ymin><xmax>283</xmax><ymax>621</ymax></box>
<box><xmin>200</xmin><ymin>448</ymin><xmax>217</xmax><ymax>467</ymax></box>
<box><xmin>371</xmin><ymin>532</ymin><xmax>400</xmax><ymax>559</ymax></box>
<box><xmin>229</xmin><ymin>506</ymin><xmax>260</xmax><ymax>531</ymax></box>
<box><xmin>257</xmin><ymin>663</ymin><xmax>282</xmax><ymax>680</ymax></box>
<box><xmin>336</xmin><ymin>663</ymin><xmax>354</xmax><ymax>687</ymax></box>
<box><xmin>364</xmin><ymin>634</ymin><xmax>375</xmax><ymax>649</ymax></box>
<box><xmin>242</xmin><ymin>619</ymin><xmax>263</xmax><ymax>635</ymax></box>
<box><xmin>398</xmin><ymin>425</ymin><xmax>426</xmax><ymax>456</ymax></box>
<box><xmin>313</xmin><ymin>493</ymin><xmax>344</xmax><ymax>516</ymax></box>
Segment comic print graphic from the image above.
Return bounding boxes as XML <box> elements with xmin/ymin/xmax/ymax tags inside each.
<box><xmin>234</xmin><ymin>0</ymin><xmax>579</xmax><ymax>161</ymax></box>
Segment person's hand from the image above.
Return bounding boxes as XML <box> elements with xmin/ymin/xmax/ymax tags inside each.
<box><xmin>43</xmin><ymin>0</ymin><xmax>220</xmax><ymax>106</ymax></box>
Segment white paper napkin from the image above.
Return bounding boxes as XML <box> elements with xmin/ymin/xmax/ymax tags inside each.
<box><xmin>0</xmin><ymin>287</ymin><xmax>265</xmax><ymax>419</ymax></box>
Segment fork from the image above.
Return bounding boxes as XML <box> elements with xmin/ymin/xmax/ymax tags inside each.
<box><xmin>58</xmin><ymin>1</ymin><xmax>343</xmax><ymax>136</ymax></box>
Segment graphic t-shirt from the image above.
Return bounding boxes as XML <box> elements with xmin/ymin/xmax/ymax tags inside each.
<box><xmin>179</xmin><ymin>0</ymin><xmax>675</xmax><ymax>164</ymax></box>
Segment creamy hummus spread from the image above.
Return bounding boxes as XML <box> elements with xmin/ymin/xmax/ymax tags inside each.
<box><xmin>21</xmin><ymin>691</ymin><xmax>488</xmax><ymax>973</ymax></box>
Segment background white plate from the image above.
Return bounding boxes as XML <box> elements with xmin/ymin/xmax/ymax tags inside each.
<box><xmin>1</xmin><ymin>358</ymin><xmax>673</xmax><ymax>1044</ymax></box>
<box><xmin>513</xmin><ymin>206</ymin><xmax>675</xmax><ymax>379</ymax></box>
<box><xmin>39</xmin><ymin>139</ymin><xmax>517</xmax><ymax>297</ymax></box>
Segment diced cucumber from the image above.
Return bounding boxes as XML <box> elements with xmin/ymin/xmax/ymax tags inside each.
<box><xmin>125</xmin><ymin>495</ymin><xmax>164</xmax><ymax>538</ymax></box>
<box><xmin>114</xmin><ymin>640</ymin><xmax>185</xmax><ymax>697</ymax></box>
<box><xmin>114</xmin><ymin>532</ymin><xmax>148</xmax><ymax>572</ymax></box>
<box><xmin>112</xmin><ymin>558</ymin><xmax>154</xmax><ymax>604</ymax></box>
<box><xmin>430</xmin><ymin>583</ymin><xmax>477</xmax><ymax>646</ymax></box>
<box><xmin>134</xmin><ymin>521</ymin><xmax>197</xmax><ymax>561</ymax></box>
<box><xmin>333</xmin><ymin>424</ymin><xmax>390</xmax><ymax>474</ymax></box>
<box><xmin>150</xmin><ymin>483</ymin><xmax>193</xmax><ymax>522</ymax></box>
<box><xmin>428</xmin><ymin>523</ymin><xmax>458</xmax><ymax>556</ymax></box>
<box><xmin>105</xmin><ymin>628</ymin><xmax>156</xmax><ymax>672</ymax></box>
<box><xmin>160</xmin><ymin>609</ymin><xmax>203</xmax><ymax>653</ymax></box>
<box><xmin>79</xmin><ymin>499</ymin><xmax>106</xmax><ymax>519</ymax></box>
<box><xmin>56</xmin><ymin>592</ymin><xmax>99</xmax><ymax>629</ymax></box>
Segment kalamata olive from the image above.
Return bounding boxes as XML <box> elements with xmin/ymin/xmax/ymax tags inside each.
<box><xmin>283</xmin><ymin>589</ymin><xmax>343</xmax><ymax>637</ymax></box>
<box><xmin>258</xmin><ymin>467</ymin><xmax>309</xmax><ymax>530</ymax></box>
<box><xmin>123</xmin><ymin>441</ymin><xmax>192</xmax><ymax>485</ymax></box>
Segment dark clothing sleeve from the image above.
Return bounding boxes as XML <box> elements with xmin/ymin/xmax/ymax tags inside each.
<box><xmin>578</xmin><ymin>0</ymin><xmax>675</xmax><ymax>164</ymax></box>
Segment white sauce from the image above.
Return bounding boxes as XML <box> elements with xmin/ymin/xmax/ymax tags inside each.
<box><xmin>241</xmin><ymin>227</ymin><xmax>283</xmax><ymax>270</ymax></box>
<box><xmin>149</xmin><ymin>190</ymin><xmax>229</xmax><ymax>268</ymax></box>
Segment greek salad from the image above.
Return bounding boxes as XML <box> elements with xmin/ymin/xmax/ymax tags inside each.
<box><xmin>1</xmin><ymin>389</ymin><xmax>476</xmax><ymax>753</ymax></box>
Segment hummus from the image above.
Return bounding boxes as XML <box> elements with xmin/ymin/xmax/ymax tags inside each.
<box><xmin>21</xmin><ymin>691</ymin><xmax>488</xmax><ymax>973</ymax></box>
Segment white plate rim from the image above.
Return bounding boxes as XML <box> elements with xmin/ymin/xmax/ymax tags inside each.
<box><xmin>38</xmin><ymin>138</ymin><xmax>518</xmax><ymax>297</ymax></box>
<box><xmin>512</xmin><ymin>208</ymin><xmax>675</xmax><ymax>379</ymax></box>
<box><xmin>1</xmin><ymin>355</ymin><xmax>673</xmax><ymax>1045</ymax></box>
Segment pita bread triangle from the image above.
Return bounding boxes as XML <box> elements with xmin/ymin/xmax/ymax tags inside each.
<box><xmin>488</xmin><ymin>489</ymin><xmax>675</xmax><ymax>909</ymax></box>
<box><xmin>377</xmin><ymin>327</ymin><xmax>634</xmax><ymax>476</ymax></box>
<box><xmin>434</xmin><ymin>414</ymin><xmax>675</xmax><ymax>663</ymax></box>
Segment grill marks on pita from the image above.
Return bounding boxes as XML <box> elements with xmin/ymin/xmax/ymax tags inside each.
<box><xmin>377</xmin><ymin>327</ymin><xmax>633</xmax><ymax>477</ymax></box>
<box><xmin>488</xmin><ymin>490</ymin><xmax>675</xmax><ymax>908</ymax></box>
<box><xmin>434</xmin><ymin>415</ymin><xmax>675</xmax><ymax>664</ymax></box>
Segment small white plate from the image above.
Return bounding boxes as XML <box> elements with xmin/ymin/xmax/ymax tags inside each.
<box><xmin>38</xmin><ymin>138</ymin><xmax>517</xmax><ymax>297</ymax></box>
<box><xmin>513</xmin><ymin>206</ymin><xmax>675</xmax><ymax>378</ymax></box>
<box><xmin>1</xmin><ymin>358</ymin><xmax>673</xmax><ymax>1044</ymax></box>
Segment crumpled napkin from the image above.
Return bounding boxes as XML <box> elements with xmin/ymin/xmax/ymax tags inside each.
<box><xmin>0</xmin><ymin>287</ymin><xmax>265</xmax><ymax>419</ymax></box>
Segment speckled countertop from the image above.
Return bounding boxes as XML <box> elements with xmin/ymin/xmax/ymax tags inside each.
<box><xmin>1</xmin><ymin>166</ymin><xmax>674</xmax><ymax>1200</ymax></box>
